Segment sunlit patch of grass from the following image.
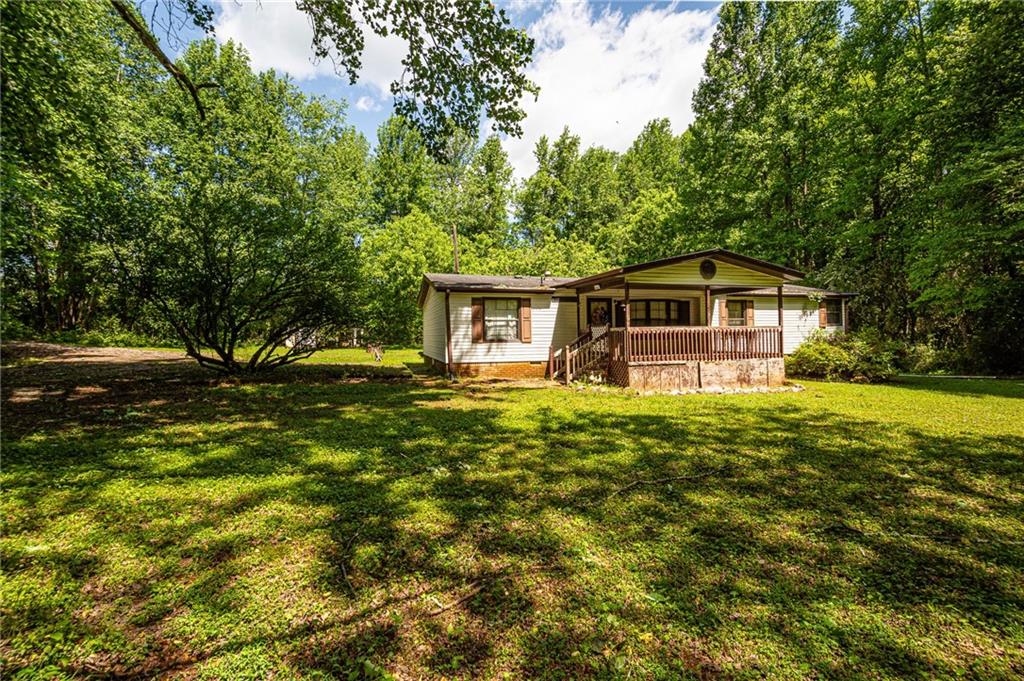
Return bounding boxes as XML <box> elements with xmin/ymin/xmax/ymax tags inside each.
<box><xmin>2</xmin><ymin>367</ymin><xmax>1023</xmax><ymax>679</ymax></box>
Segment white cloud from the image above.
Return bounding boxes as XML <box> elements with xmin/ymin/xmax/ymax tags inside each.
<box><xmin>502</xmin><ymin>3</ymin><xmax>718</xmax><ymax>178</ymax></box>
<box><xmin>354</xmin><ymin>95</ymin><xmax>382</xmax><ymax>112</ymax></box>
<box><xmin>214</xmin><ymin>0</ymin><xmax>405</xmax><ymax>92</ymax></box>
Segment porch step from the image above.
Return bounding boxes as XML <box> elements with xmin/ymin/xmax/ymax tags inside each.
<box><xmin>562</xmin><ymin>332</ymin><xmax>609</xmax><ymax>384</ymax></box>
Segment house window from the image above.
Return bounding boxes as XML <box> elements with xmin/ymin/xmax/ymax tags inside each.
<box><xmin>627</xmin><ymin>300</ymin><xmax>692</xmax><ymax>326</ymax></box>
<box><xmin>727</xmin><ymin>300</ymin><xmax>749</xmax><ymax>326</ymax></box>
<box><xmin>484</xmin><ymin>298</ymin><xmax>520</xmax><ymax>341</ymax></box>
<box><xmin>630</xmin><ymin>301</ymin><xmax>647</xmax><ymax>326</ymax></box>
<box><xmin>649</xmin><ymin>301</ymin><xmax>667</xmax><ymax>326</ymax></box>
<box><xmin>826</xmin><ymin>299</ymin><xmax>842</xmax><ymax>326</ymax></box>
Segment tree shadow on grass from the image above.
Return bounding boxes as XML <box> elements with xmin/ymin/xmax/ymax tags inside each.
<box><xmin>890</xmin><ymin>375</ymin><xmax>1024</xmax><ymax>398</ymax></box>
<box><xmin>2</xmin><ymin>359</ymin><xmax>1023</xmax><ymax>678</ymax></box>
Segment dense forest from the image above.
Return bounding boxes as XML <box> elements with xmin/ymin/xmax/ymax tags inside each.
<box><xmin>3</xmin><ymin>1</ymin><xmax>1022</xmax><ymax>371</ymax></box>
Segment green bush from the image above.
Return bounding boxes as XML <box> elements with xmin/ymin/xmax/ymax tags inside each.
<box><xmin>48</xmin><ymin>318</ymin><xmax>178</xmax><ymax>349</ymax></box>
<box><xmin>1</xmin><ymin>311</ymin><xmax>34</xmax><ymax>341</ymax></box>
<box><xmin>898</xmin><ymin>342</ymin><xmax>978</xmax><ymax>375</ymax></box>
<box><xmin>786</xmin><ymin>331</ymin><xmax>896</xmax><ymax>383</ymax></box>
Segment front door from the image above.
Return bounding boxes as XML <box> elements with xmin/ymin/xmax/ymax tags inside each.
<box><xmin>587</xmin><ymin>297</ymin><xmax>612</xmax><ymax>329</ymax></box>
<box><xmin>614</xmin><ymin>301</ymin><xmax>627</xmax><ymax>328</ymax></box>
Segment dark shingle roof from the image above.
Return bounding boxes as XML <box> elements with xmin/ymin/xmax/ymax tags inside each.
<box><xmin>422</xmin><ymin>273</ymin><xmax>575</xmax><ymax>289</ymax></box>
<box><xmin>418</xmin><ymin>273</ymin><xmax>576</xmax><ymax>306</ymax></box>
<box><xmin>745</xmin><ymin>284</ymin><xmax>857</xmax><ymax>297</ymax></box>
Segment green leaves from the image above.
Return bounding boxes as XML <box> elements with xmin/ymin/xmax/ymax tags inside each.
<box><xmin>295</xmin><ymin>0</ymin><xmax>536</xmax><ymax>155</ymax></box>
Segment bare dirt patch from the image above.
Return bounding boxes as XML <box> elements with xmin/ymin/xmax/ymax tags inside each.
<box><xmin>1</xmin><ymin>342</ymin><xmax>415</xmax><ymax>436</ymax></box>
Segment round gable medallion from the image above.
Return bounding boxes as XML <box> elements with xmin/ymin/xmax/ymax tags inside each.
<box><xmin>699</xmin><ymin>259</ymin><xmax>717</xmax><ymax>280</ymax></box>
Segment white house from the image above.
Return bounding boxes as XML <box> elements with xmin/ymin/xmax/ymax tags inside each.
<box><xmin>418</xmin><ymin>249</ymin><xmax>854</xmax><ymax>391</ymax></box>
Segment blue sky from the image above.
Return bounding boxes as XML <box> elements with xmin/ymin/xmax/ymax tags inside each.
<box><xmin>169</xmin><ymin>1</ymin><xmax>721</xmax><ymax>176</ymax></box>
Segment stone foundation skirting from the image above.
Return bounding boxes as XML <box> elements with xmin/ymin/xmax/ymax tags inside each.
<box><xmin>625</xmin><ymin>357</ymin><xmax>785</xmax><ymax>393</ymax></box>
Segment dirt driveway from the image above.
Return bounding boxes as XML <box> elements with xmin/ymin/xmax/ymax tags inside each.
<box><xmin>1</xmin><ymin>342</ymin><xmax>420</xmax><ymax>436</ymax></box>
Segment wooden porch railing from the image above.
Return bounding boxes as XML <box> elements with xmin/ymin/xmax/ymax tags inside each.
<box><xmin>606</xmin><ymin>328</ymin><xmax>628</xmax><ymax>386</ymax></box>
<box><xmin>625</xmin><ymin>326</ymin><xmax>783</xmax><ymax>363</ymax></box>
<box><xmin>555</xmin><ymin>326</ymin><xmax>783</xmax><ymax>385</ymax></box>
<box><xmin>550</xmin><ymin>325</ymin><xmax>610</xmax><ymax>383</ymax></box>
<box><xmin>550</xmin><ymin>327</ymin><xmax>591</xmax><ymax>380</ymax></box>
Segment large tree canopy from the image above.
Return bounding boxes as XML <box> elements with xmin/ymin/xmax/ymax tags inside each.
<box><xmin>113</xmin><ymin>0</ymin><xmax>537</xmax><ymax>153</ymax></box>
<box><xmin>108</xmin><ymin>41</ymin><xmax>366</xmax><ymax>372</ymax></box>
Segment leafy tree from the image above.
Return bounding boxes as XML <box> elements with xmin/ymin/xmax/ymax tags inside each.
<box><xmin>109</xmin><ymin>41</ymin><xmax>365</xmax><ymax>372</ymax></box>
<box><xmin>686</xmin><ymin>1</ymin><xmax>841</xmax><ymax>265</ymax></box>
<box><xmin>515</xmin><ymin>128</ymin><xmax>581</xmax><ymax>242</ymax></box>
<box><xmin>567</xmin><ymin>146</ymin><xmax>622</xmax><ymax>241</ymax></box>
<box><xmin>360</xmin><ymin>208</ymin><xmax>451</xmax><ymax>344</ymax></box>
<box><xmin>370</xmin><ymin>116</ymin><xmax>437</xmax><ymax>224</ymax></box>
<box><xmin>457</xmin><ymin>135</ymin><xmax>515</xmax><ymax>244</ymax></box>
<box><xmin>462</xmin><ymin>237</ymin><xmax>609</xmax><ymax>281</ymax></box>
<box><xmin>112</xmin><ymin>0</ymin><xmax>537</xmax><ymax>152</ymax></box>
<box><xmin>597</xmin><ymin>188</ymin><xmax>682</xmax><ymax>266</ymax></box>
<box><xmin>906</xmin><ymin>0</ymin><xmax>1024</xmax><ymax>369</ymax></box>
<box><xmin>617</xmin><ymin>118</ymin><xmax>682</xmax><ymax>204</ymax></box>
<box><xmin>1</xmin><ymin>0</ymin><xmax>159</xmax><ymax>334</ymax></box>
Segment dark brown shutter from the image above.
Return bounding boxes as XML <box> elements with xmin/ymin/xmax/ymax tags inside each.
<box><xmin>818</xmin><ymin>301</ymin><xmax>827</xmax><ymax>328</ymax></box>
<box><xmin>719</xmin><ymin>299</ymin><xmax>728</xmax><ymax>327</ymax></box>
<box><xmin>519</xmin><ymin>298</ymin><xmax>532</xmax><ymax>343</ymax></box>
<box><xmin>745</xmin><ymin>301</ymin><xmax>754</xmax><ymax>327</ymax></box>
<box><xmin>472</xmin><ymin>297</ymin><xmax>484</xmax><ymax>342</ymax></box>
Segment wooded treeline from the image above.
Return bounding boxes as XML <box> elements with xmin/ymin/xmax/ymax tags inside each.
<box><xmin>3</xmin><ymin>1</ymin><xmax>1022</xmax><ymax>371</ymax></box>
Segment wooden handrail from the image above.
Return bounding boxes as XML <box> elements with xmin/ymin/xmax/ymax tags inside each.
<box><xmin>561</xmin><ymin>325</ymin><xmax>610</xmax><ymax>383</ymax></box>
<box><xmin>552</xmin><ymin>325</ymin><xmax>608</xmax><ymax>381</ymax></box>
<box><xmin>623</xmin><ymin>326</ymin><xmax>783</xmax><ymax>362</ymax></box>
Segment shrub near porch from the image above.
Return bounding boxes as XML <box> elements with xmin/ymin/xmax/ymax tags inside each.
<box><xmin>2</xmin><ymin>357</ymin><xmax>1022</xmax><ymax>678</ymax></box>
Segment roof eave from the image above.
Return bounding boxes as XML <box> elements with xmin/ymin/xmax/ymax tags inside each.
<box><xmin>556</xmin><ymin>248</ymin><xmax>805</xmax><ymax>289</ymax></box>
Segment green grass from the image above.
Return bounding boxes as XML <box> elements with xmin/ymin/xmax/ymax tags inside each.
<box><xmin>289</xmin><ymin>346</ymin><xmax>422</xmax><ymax>367</ymax></box>
<box><xmin>2</xmin><ymin>356</ymin><xmax>1023</xmax><ymax>679</ymax></box>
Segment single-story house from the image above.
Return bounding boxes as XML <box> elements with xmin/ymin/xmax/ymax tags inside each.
<box><xmin>417</xmin><ymin>249</ymin><xmax>855</xmax><ymax>392</ymax></box>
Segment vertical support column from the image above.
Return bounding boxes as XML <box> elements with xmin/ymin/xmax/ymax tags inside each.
<box><xmin>575</xmin><ymin>291</ymin><xmax>581</xmax><ymax>336</ymax></box>
<box><xmin>624</xmin><ymin>280</ymin><xmax>631</xmax><ymax>362</ymax></box>
<box><xmin>776</xmin><ymin>285</ymin><xmax>784</xmax><ymax>357</ymax></box>
<box><xmin>444</xmin><ymin>290</ymin><xmax>454</xmax><ymax>379</ymax></box>
<box><xmin>704</xmin><ymin>285</ymin><xmax>712</xmax><ymax>327</ymax></box>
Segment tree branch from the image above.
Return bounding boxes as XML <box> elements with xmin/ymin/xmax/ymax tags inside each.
<box><xmin>109</xmin><ymin>0</ymin><xmax>211</xmax><ymax>120</ymax></box>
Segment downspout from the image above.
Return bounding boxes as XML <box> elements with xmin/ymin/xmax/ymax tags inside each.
<box><xmin>444</xmin><ymin>290</ymin><xmax>454</xmax><ymax>380</ymax></box>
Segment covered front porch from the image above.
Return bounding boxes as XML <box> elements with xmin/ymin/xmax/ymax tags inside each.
<box><xmin>549</xmin><ymin>250</ymin><xmax>801</xmax><ymax>391</ymax></box>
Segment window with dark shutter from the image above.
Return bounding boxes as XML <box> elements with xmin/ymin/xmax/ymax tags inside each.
<box><xmin>471</xmin><ymin>298</ymin><xmax>484</xmax><ymax>342</ymax></box>
<box><xmin>483</xmin><ymin>298</ymin><xmax>520</xmax><ymax>341</ymax></box>
<box><xmin>825</xmin><ymin>299</ymin><xmax>842</xmax><ymax>326</ymax></box>
<box><xmin>519</xmin><ymin>298</ymin><xmax>532</xmax><ymax>343</ymax></box>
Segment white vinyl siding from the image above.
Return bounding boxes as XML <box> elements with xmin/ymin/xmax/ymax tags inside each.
<box><xmin>626</xmin><ymin>258</ymin><xmax>784</xmax><ymax>287</ymax></box>
<box><xmin>421</xmin><ymin>287</ymin><xmax>447</xmax><ymax>362</ymax></box>
<box><xmin>448</xmin><ymin>293</ymin><xmax>577</xmax><ymax>363</ymax></box>
<box><xmin>748</xmin><ymin>297</ymin><xmax>839</xmax><ymax>354</ymax></box>
<box><xmin>707</xmin><ymin>296</ymin><xmax>833</xmax><ymax>353</ymax></box>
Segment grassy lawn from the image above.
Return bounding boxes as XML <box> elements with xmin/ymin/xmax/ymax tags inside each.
<box><xmin>2</xmin><ymin>348</ymin><xmax>1023</xmax><ymax>679</ymax></box>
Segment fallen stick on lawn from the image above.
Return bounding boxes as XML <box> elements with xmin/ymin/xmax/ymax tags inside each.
<box><xmin>428</xmin><ymin>582</ymin><xmax>485</xmax><ymax>616</ymax></box>
<box><xmin>605</xmin><ymin>466</ymin><xmax>729</xmax><ymax>500</ymax></box>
